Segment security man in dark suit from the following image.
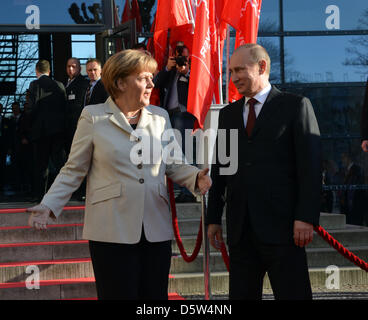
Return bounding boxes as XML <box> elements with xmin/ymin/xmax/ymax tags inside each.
<box><xmin>360</xmin><ymin>78</ymin><xmax>368</xmax><ymax>152</ymax></box>
<box><xmin>28</xmin><ymin>59</ymin><xmax>67</xmax><ymax>202</ymax></box>
<box><xmin>0</xmin><ymin>103</ymin><xmax>12</xmax><ymax>194</ymax></box>
<box><xmin>84</xmin><ymin>58</ymin><xmax>108</xmax><ymax>106</ymax></box>
<box><xmin>65</xmin><ymin>57</ymin><xmax>89</xmax><ymax>156</ymax></box>
<box><xmin>154</xmin><ymin>44</ymin><xmax>196</xmax><ymax>202</ymax></box>
<box><xmin>206</xmin><ymin>44</ymin><xmax>322</xmax><ymax>300</ymax></box>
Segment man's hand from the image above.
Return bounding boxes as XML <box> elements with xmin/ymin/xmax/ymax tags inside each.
<box><xmin>196</xmin><ymin>168</ymin><xmax>212</xmax><ymax>195</ymax></box>
<box><xmin>208</xmin><ymin>224</ymin><xmax>224</xmax><ymax>251</ymax></box>
<box><xmin>293</xmin><ymin>220</ymin><xmax>314</xmax><ymax>247</ymax></box>
<box><xmin>26</xmin><ymin>204</ymin><xmax>55</xmax><ymax>230</ymax></box>
<box><xmin>362</xmin><ymin>140</ymin><xmax>368</xmax><ymax>152</ymax></box>
<box><xmin>166</xmin><ymin>56</ymin><xmax>176</xmax><ymax>71</ymax></box>
<box><xmin>177</xmin><ymin>62</ymin><xmax>189</xmax><ymax>75</ymax></box>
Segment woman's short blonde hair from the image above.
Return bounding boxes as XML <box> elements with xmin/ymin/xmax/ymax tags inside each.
<box><xmin>102</xmin><ymin>49</ymin><xmax>157</xmax><ymax>99</ymax></box>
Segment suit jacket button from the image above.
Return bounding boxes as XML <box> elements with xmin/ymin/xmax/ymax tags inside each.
<box><xmin>137</xmin><ymin>163</ymin><xmax>143</xmax><ymax>169</ymax></box>
<box><xmin>138</xmin><ymin>149</ymin><xmax>142</xmax><ymax>155</ymax></box>
<box><xmin>139</xmin><ymin>178</ymin><xmax>144</xmax><ymax>184</ymax></box>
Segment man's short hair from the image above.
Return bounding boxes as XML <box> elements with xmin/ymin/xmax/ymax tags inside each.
<box><xmin>67</xmin><ymin>57</ymin><xmax>81</xmax><ymax>67</ymax></box>
<box><xmin>236</xmin><ymin>43</ymin><xmax>271</xmax><ymax>75</ymax></box>
<box><xmin>36</xmin><ymin>59</ymin><xmax>50</xmax><ymax>74</ymax></box>
<box><xmin>86</xmin><ymin>58</ymin><xmax>102</xmax><ymax>67</ymax></box>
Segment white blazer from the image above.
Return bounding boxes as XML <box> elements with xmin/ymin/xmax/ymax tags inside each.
<box><xmin>41</xmin><ymin>97</ymin><xmax>200</xmax><ymax>244</ymax></box>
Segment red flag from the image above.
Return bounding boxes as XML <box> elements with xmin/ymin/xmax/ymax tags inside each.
<box><xmin>212</xmin><ymin>0</ymin><xmax>228</xmax><ymax>104</ymax></box>
<box><xmin>154</xmin><ymin>0</ymin><xmax>193</xmax><ymax>32</ymax></box>
<box><xmin>153</xmin><ymin>0</ymin><xmax>194</xmax><ymax>72</ymax></box>
<box><xmin>187</xmin><ymin>0</ymin><xmax>222</xmax><ymax>129</ymax></box>
<box><xmin>121</xmin><ymin>0</ymin><xmax>142</xmax><ymax>32</ymax></box>
<box><xmin>222</xmin><ymin>0</ymin><xmax>262</xmax><ymax>102</ymax></box>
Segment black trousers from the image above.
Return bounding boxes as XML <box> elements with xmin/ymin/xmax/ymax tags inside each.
<box><xmin>32</xmin><ymin>133</ymin><xmax>66</xmax><ymax>199</ymax></box>
<box><xmin>88</xmin><ymin>229</ymin><xmax>172</xmax><ymax>300</ymax></box>
<box><xmin>228</xmin><ymin>225</ymin><xmax>312</xmax><ymax>300</ymax></box>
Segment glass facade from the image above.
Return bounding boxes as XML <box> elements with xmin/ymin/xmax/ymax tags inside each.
<box><xmin>256</xmin><ymin>0</ymin><xmax>368</xmax><ymax>223</ymax></box>
<box><xmin>0</xmin><ymin>0</ymin><xmax>103</xmax><ymax>25</ymax></box>
<box><xmin>283</xmin><ymin>0</ymin><xmax>368</xmax><ymax>31</ymax></box>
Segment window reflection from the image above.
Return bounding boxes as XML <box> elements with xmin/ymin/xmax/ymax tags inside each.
<box><xmin>0</xmin><ymin>0</ymin><xmax>103</xmax><ymax>25</ymax></box>
<box><xmin>258</xmin><ymin>37</ymin><xmax>281</xmax><ymax>83</ymax></box>
<box><xmin>285</xmin><ymin>84</ymin><xmax>368</xmax><ymax>224</ymax></box>
<box><xmin>284</xmin><ymin>85</ymin><xmax>365</xmax><ymax>136</ymax></box>
<box><xmin>283</xmin><ymin>0</ymin><xmax>368</xmax><ymax>31</ymax></box>
<box><xmin>258</xmin><ymin>0</ymin><xmax>279</xmax><ymax>32</ymax></box>
<box><xmin>284</xmin><ymin>36</ymin><xmax>368</xmax><ymax>83</ymax></box>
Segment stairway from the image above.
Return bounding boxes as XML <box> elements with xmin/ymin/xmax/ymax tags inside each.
<box><xmin>0</xmin><ymin>35</ymin><xmax>18</xmax><ymax>96</ymax></box>
<box><xmin>0</xmin><ymin>202</ymin><xmax>368</xmax><ymax>299</ymax></box>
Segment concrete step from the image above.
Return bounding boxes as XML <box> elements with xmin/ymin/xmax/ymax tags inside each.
<box><xmin>310</xmin><ymin>225</ymin><xmax>368</xmax><ymax>248</ymax></box>
<box><xmin>172</xmin><ymin>226</ymin><xmax>368</xmax><ymax>253</ymax></box>
<box><xmin>0</xmin><ymin>278</ymin><xmax>96</xmax><ymax>300</ymax></box>
<box><xmin>1</xmin><ymin>224</ymin><xmax>368</xmax><ymax>268</ymax></box>
<box><xmin>0</xmin><ymin>202</ymin><xmax>201</xmax><ymax>227</ymax></box>
<box><xmin>0</xmin><ymin>258</ymin><xmax>93</xmax><ymax>283</ymax></box>
<box><xmin>1</xmin><ymin>241</ymin><xmax>366</xmax><ymax>284</ymax></box>
<box><xmin>2</xmin><ymin>265</ymin><xmax>366</xmax><ymax>299</ymax></box>
<box><xmin>0</xmin><ymin>203</ymin><xmax>346</xmax><ymax>230</ymax></box>
<box><xmin>0</xmin><ymin>224</ymin><xmax>83</xmax><ymax>244</ymax></box>
<box><xmin>171</xmin><ymin>246</ymin><xmax>368</xmax><ymax>273</ymax></box>
<box><xmin>0</xmin><ymin>240</ymin><xmax>90</xmax><ymax>263</ymax></box>
<box><xmin>169</xmin><ymin>267</ymin><xmax>368</xmax><ymax>296</ymax></box>
<box><xmin>0</xmin><ymin>218</ymin><xmax>207</xmax><ymax>244</ymax></box>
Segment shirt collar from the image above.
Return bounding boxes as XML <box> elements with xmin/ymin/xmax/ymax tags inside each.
<box><xmin>245</xmin><ymin>83</ymin><xmax>272</xmax><ymax>105</ymax></box>
<box><xmin>91</xmin><ymin>77</ymin><xmax>100</xmax><ymax>85</ymax></box>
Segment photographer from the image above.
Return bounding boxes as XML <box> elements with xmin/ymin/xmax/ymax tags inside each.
<box><xmin>154</xmin><ymin>44</ymin><xmax>197</xmax><ymax>203</ymax></box>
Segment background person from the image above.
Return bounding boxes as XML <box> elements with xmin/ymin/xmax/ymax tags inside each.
<box><xmin>206</xmin><ymin>44</ymin><xmax>322</xmax><ymax>300</ymax></box>
<box><xmin>27</xmin><ymin>59</ymin><xmax>67</xmax><ymax>202</ymax></box>
<box><xmin>360</xmin><ymin>78</ymin><xmax>368</xmax><ymax>152</ymax></box>
<box><xmin>64</xmin><ymin>57</ymin><xmax>90</xmax><ymax>156</ymax></box>
<box><xmin>84</xmin><ymin>58</ymin><xmax>108</xmax><ymax>106</ymax></box>
<box><xmin>154</xmin><ymin>44</ymin><xmax>197</xmax><ymax>202</ymax></box>
<box><xmin>27</xmin><ymin>50</ymin><xmax>211</xmax><ymax>300</ymax></box>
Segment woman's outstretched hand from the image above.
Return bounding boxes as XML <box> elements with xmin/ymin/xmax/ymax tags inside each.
<box><xmin>26</xmin><ymin>204</ymin><xmax>55</xmax><ymax>230</ymax></box>
<box><xmin>196</xmin><ymin>168</ymin><xmax>212</xmax><ymax>195</ymax></box>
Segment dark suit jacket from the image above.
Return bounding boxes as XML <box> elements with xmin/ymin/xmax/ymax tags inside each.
<box><xmin>153</xmin><ymin>68</ymin><xmax>189</xmax><ymax>111</ymax></box>
<box><xmin>87</xmin><ymin>79</ymin><xmax>109</xmax><ymax>106</ymax></box>
<box><xmin>206</xmin><ymin>86</ymin><xmax>322</xmax><ymax>246</ymax></box>
<box><xmin>28</xmin><ymin>75</ymin><xmax>67</xmax><ymax>141</ymax></box>
<box><xmin>360</xmin><ymin>79</ymin><xmax>368</xmax><ymax>140</ymax></box>
<box><xmin>65</xmin><ymin>74</ymin><xmax>90</xmax><ymax>133</ymax></box>
<box><xmin>0</xmin><ymin>115</ymin><xmax>12</xmax><ymax>150</ymax></box>
<box><xmin>341</xmin><ymin>163</ymin><xmax>366</xmax><ymax>225</ymax></box>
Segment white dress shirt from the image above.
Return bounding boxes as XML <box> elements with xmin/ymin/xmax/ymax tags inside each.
<box><xmin>243</xmin><ymin>83</ymin><xmax>272</xmax><ymax>128</ymax></box>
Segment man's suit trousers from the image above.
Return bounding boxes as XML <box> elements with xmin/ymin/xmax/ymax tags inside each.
<box><xmin>228</xmin><ymin>222</ymin><xmax>312</xmax><ymax>300</ymax></box>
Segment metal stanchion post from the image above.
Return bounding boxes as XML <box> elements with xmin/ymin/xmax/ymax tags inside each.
<box><xmin>201</xmin><ymin>193</ymin><xmax>212</xmax><ymax>300</ymax></box>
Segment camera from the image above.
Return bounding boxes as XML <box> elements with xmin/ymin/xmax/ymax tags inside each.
<box><xmin>174</xmin><ymin>45</ymin><xmax>188</xmax><ymax>67</ymax></box>
<box><xmin>175</xmin><ymin>55</ymin><xmax>188</xmax><ymax>67</ymax></box>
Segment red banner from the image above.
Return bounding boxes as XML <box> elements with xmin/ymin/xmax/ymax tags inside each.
<box><xmin>121</xmin><ymin>0</ymin><xmax>142</xmax><ymax>32</ymax></box>
<box><xmin>153</xmin><ymin>0</ymin><xmax>194</xmax><ymax>71</ymax></box>
<box><xmin>187</xmin><ymin>0</ymin><xmax>223</xmax><ymax>129</ymax></box>
<box><xmin>222</xmin><ymin>0</ymin><xmax>262</xmax><ymax>102</ymax></box>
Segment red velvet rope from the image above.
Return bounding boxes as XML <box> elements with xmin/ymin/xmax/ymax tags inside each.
<box><xmin>167</xmin><ymin>178</ymin><xmax>203</xmax><ymax>262</ymax></box>
<box><xmin>7</xmin><ymin>197</ymin><xmax>368</xmax><ymax>272</ymax></box>
<box><xmin>313</xmin><ymin>225</ymin><xmax>368</xmax><ymax>272</ymax></box>
<box><xmin>218</xmin><ymin>225</ymin><xmax>368</xmax><ymax>273</ymax></box>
